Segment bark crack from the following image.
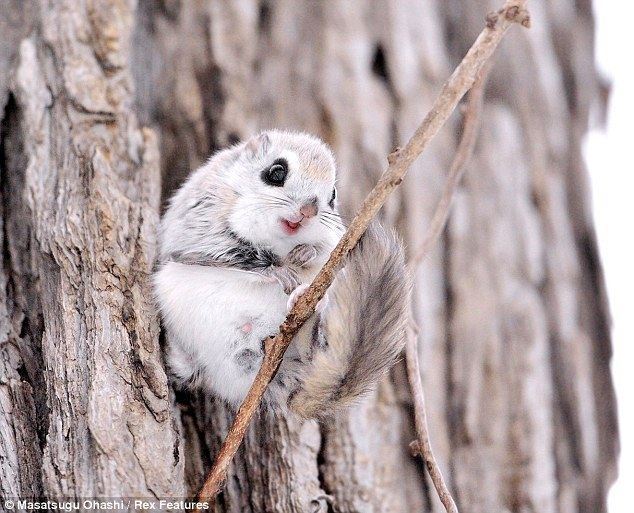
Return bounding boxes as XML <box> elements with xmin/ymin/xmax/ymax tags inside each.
<box><xmin>0</xmin><ymin>93</ymin><xmax>49</xmax><ymax>451</ymax></box>
<box><xmin>315</xmin><ymin>426</ymin><xmax>335</xmax><ymax>513</ymax></box>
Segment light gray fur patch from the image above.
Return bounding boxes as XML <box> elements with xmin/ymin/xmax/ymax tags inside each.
<box><xmin>234</xmin><ymin>348</ymin><xmax>262</xmax><ymax>374</ymax></box>
<box><xmin>288</xmin><ymin>221</ymin><xmax>410</xmax><ymax>419</ymax></box>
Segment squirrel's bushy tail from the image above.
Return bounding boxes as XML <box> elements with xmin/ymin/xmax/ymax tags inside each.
<box><xmin>289</xmin><ymin>222</ymin><xmax>410</xmax><ymax>419</ymax></box>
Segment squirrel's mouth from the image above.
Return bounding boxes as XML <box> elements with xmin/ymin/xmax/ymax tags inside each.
<box><xmin>281</xmin><ymin>218</ymin><xmax>302</xmax><ymax>235</ymax></box>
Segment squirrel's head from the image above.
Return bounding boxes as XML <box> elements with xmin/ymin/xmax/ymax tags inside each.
<box><xmin>221</xmin><ymin>130</ymin><xmax>344</xmax><ymax>255</ymax></box>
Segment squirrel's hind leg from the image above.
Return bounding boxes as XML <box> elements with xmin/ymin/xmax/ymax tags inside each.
<box><xmin>166</xmin><ymin>340</ymin><xmax>204</xmax><ymax>389</ymax></box>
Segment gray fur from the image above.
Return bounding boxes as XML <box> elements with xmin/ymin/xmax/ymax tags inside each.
<box><xmin>288</xmin><ymin>222</ymin><xmax>410</xmax><ymax>419</ymax></box>
<box><xmin>235</xmin><ymin>348</ymin><xmax>262</xmax><ymax>374</ymax></box>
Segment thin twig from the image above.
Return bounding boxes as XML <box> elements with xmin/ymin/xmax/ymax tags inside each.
<box><xmin>405</xmin><ymin>64</ymin><xmax>492</xmax><ymax>513</ymax></box>
<box><xmin>409</xmin><ymin>62</ymin><xmax>491</xmax><ymax>270</ymax></box>
<box><xmin>197</xmin><ymin>0</ymin><xmax>529</xmax><ymax>502</ymax></box>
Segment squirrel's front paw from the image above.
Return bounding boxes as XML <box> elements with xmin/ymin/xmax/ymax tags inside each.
<box><xmin>263</xmin><ymin>266</ymin><xmax>300</xmax><ymax>294</ymax></box>
<box><xmin>287</xmin><ymin>283</ymin><xmax>330</xmax><ymax>313</ymax></box>
<box><xmin>287</xmin><ymin>283</ymin><xmax>309</xmax><ymax>310</ymax></box>
<box><xmin>286</xmin><ymin>244</ymin><xmax>318</xmax><ymax>268</ymax></box>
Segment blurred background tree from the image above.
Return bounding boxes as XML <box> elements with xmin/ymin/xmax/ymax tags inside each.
<box><xmin>0</xmin><ymin>1</ymin><xmax>617</xmax><ymax>512</ymax></box>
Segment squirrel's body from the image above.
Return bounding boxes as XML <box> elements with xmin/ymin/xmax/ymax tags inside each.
<box><xmin>155</xmin><ymin>262</ymin><xmax>292</xmax><ymax>405</ymax></box>
<box><xmin>154</xmin><ymin>130</ymin><xmax>408</xmax><ymax>418</ymax></box>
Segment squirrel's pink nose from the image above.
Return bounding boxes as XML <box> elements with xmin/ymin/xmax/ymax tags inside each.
<box><xmin>299</xmin><ymin>202</ymin><xmax>318</xmax><ymax>219</ymax></box>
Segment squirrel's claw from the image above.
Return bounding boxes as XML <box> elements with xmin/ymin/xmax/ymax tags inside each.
<box><xmin>263</xmin><ymin>266</ymin><xmax>300</xmax><ymax>294</ymax></box>
<box><xmin>287</xmin><ymin>283</ymin><xmax>309</xmax><ymax>310</ymax></box>
<box><xmin>287</xmin><ymin>283</ymin><xmax>329</xmax><ymax>313</ymax></box>
<box><xmin>286</xmin><ymin>244</ymin><xmax>318</xmax><ymax>268</ymax></box>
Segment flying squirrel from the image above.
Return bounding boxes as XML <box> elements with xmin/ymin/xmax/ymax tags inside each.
<box><xmin>153</xmin><ymin>130</ymin><xmax>409</xmax><ymax>419</ymax></box>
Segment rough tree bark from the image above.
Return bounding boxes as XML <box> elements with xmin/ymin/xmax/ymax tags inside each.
<box><xmin>1</xmin><ymin>1</ymin><xmax>617</xmax><ymax>513</ymax></box>
<box><xmin>0</xmin><ymin>0</ymin><xmax>182</xmax><ymax>501</ymax></box>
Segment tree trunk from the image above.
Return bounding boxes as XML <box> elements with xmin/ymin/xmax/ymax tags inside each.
<box><xmin>0</xmin><ymin>0</ymin><xmax>183</xmax><ymax>500</ymax></box>
<box><xmin>1</xmin><ymin>1</ymin><xmax>617</xmax><ymax>513</ymax></box>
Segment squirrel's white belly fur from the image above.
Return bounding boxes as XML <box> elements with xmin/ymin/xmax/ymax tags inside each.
<box><xmin>154</xmin><ymin>262</ymin><xmax>292</xmax><ymax>405</ymax></box>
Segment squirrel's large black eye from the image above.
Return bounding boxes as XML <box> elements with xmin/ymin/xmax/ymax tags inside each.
<box><xmin>261</xmin><ymin>159</ymin><xmax>288</xmax><ymax>186</ymax></box>
<box><xmin>329</xmin><ymin>187</ymin><xmax>337</xmax><ymax>208</ymax></box>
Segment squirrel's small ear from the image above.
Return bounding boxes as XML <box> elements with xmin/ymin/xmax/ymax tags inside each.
<box><xmin>245</xmin><ymin>133</ymin><xmax>271</xmax><ymax>159</ymax></box>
